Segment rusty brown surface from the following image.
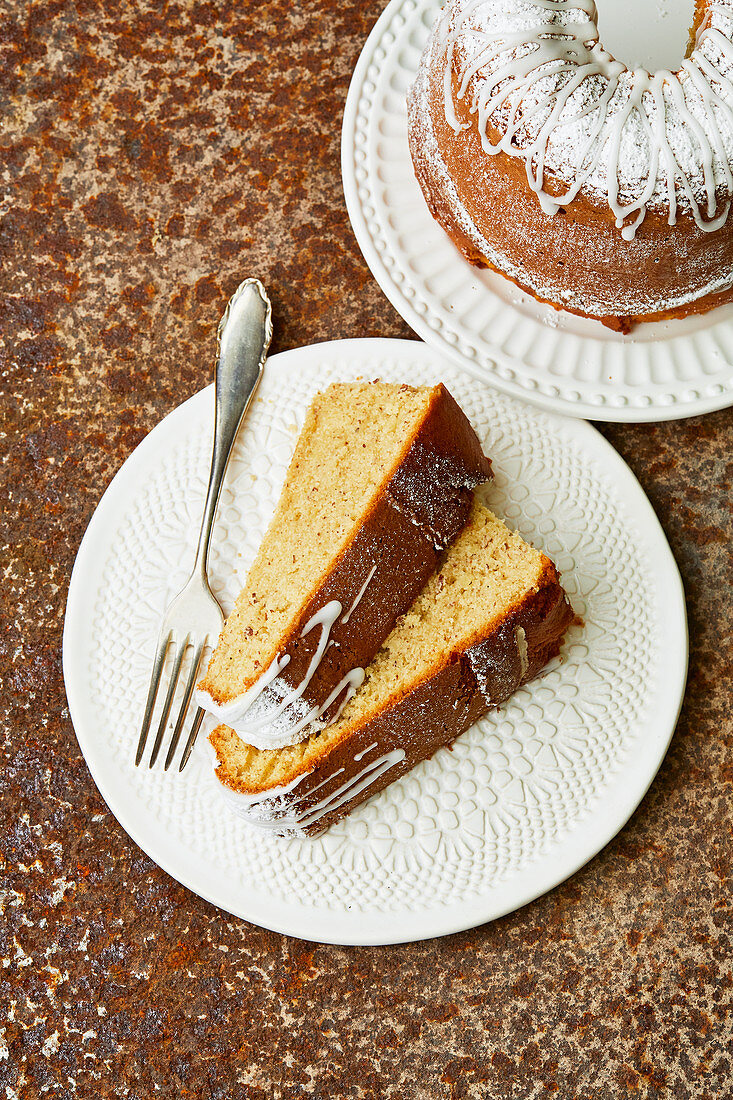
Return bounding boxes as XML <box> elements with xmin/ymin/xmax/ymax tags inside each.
<box><xmin>1</xmin><ymin>0</ymin><xmax>732</xmax><ymax>1096</ymax></box>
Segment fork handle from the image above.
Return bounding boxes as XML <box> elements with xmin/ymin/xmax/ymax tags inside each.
<box><xmin>193</xmin><ymin>278</ymin><xmax>273</xmax><ymax>580</ymax></box>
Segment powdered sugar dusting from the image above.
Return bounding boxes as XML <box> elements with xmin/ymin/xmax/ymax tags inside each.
<box><xmin>441</xmin><ymin>0</ymin><xmax>733</xmax><ymax>238</ymax></box>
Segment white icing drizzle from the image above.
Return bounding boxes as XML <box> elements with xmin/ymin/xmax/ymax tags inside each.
<box><xmin>442</xmin><ymin>0</ymin><xmax>733</xmax><ymax>238</ymax></box>
<box><xmin>296</xmin><ymin>750</ymin><xmax>405</xmax><ymax>830</ymax></box>
<box><xmin>196</xmin><ymin>652</ymin><xmax>290</xmax><ymax>732</ymax></box>
<box><xmin>341</xmin><ymin>564</ymin><xmax>377</xmax><ymax>624</ymax></box>
<box><xmin>310</xmin><ymin>665</ymin><xmax>366</xmax><ymax>728</ymax></box>
<box><xmin>515</xmin><ymin>625</ymin><xmax>529</xmax><ymax>679</ymax></box>
<box><xmin>197</xmin><ymin>564</ymin><xmax>380</xmax><ymax>749</ymax></box>
<box><xmin>196</xmin><ymin>600</ymin><xmax>345</xmax><ymax>747</ymax></box>
<box><xmin>215</xmin><ymin>748</ymin><xmax>407</xmax><ymax>835</ymax></box>
<box><xmin>354</xmin><ymin>740</ymin><xmax>379</xmax><ymax>761</ymax></box>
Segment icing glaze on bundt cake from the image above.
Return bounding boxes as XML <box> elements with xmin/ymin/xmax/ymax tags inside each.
<box><xmin>196</xmin><ymin>382</ymin><xmax>490</xmax><ymax>750</ymax></box>
<box><xmin>209</xmin><ymin>501</ymin><xmax>573</xmax><ymax>837</ymax></box>
<box><xmin>408</xmin><ymin>0</ymin><xmax>733</xmax><ymax>330</ymax></box>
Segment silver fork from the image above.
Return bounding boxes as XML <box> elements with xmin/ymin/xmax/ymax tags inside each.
<box><xmin>135</xmin><ymin>277</ymin><xmax>273</xmax><ymax>772</ymax></box>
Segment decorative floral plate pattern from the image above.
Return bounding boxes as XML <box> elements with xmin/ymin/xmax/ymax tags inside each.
<box><xmin>341</xmin><ymin>0</ymin><xmax>733</xmax><ymax>422</ymax></box>
<box><xmin>63</xmin><ymin>339</ymin><xmax>687</xmax><ymax>944</ymax></box>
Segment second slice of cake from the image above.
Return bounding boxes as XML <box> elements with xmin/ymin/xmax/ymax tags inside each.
<box><xmin>197</xmin><ymin>381</ymin><xmax>491</xmax><ymax>748</ymax></box>
<box><xmin>209</xmin><ymin>501</ymin><xmax>573</xmax><ymax>835</ymax></box>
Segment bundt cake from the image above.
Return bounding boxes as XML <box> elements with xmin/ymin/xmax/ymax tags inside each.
<box><xmin>408</xmin><ymin>0</ymin><xmax>733</xmax><ymax>331</ymax></box>
<box><xmin>209</xmin><ymin>500</ymin><xmax>573</xmax><ymax>836</ymax></box>
<box><xmin>196</xmin><ymin>381</ymin><xmax>491</xmax><ymax>749</ymax></box>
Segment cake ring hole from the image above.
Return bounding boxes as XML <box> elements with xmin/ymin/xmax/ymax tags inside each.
<box><xmin>597</xmin><ymin>0</ymin><xmax>698</xmax><ymax>73</ymax></box>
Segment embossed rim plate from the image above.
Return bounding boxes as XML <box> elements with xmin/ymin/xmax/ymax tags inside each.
<box><xmin>63</xmin><ymin>338</ymin><xmax>687</xmax><ymax>944</ymax></box>
<box><xmin>341</xmin><ymin>0</ymin><xmax>733</xmax><ymax>422</ymax></box>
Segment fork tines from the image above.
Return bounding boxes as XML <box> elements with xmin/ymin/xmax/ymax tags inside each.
<box><xmin>135</xmin><ymin>632</ymin><xmax>208</xmax><ymax>772</ymax></box>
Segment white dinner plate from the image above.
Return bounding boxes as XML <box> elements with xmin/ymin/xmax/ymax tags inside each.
<box><xmin>63</xmin><ymin>338</ymin><xmax>687</xmax><ymax>944</ymax></box>
<box><xmin>341</xmin><ymin>0</ymin><xmax>733</xmax><ymax>422</ymax></box>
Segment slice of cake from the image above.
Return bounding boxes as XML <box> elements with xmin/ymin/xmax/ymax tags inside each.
<box><xmin>209</xmin><ymin>501</ymin><xmax>573</xmax><ymax>835</ymax></box>
<box><xmin>196</xmin><ymin>382</ymin><xmax>491</xmax><ymax>749</ymax></box>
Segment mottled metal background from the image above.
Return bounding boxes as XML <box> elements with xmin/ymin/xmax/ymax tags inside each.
<box><xmin>2</xmin><ymin>1</ymin><xmax>732</xmax><ymax>1096</ymax></box>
